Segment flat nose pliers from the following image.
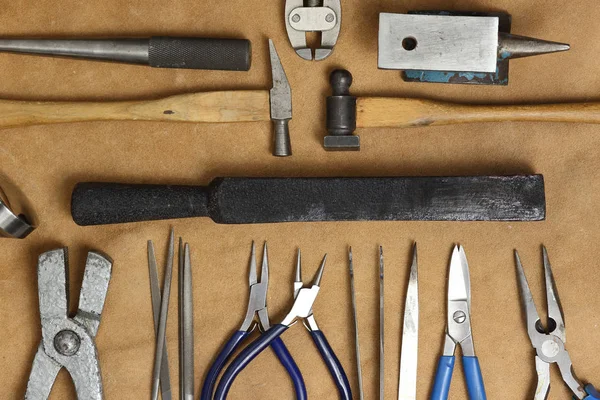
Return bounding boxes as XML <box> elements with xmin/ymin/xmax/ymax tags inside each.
<box><xmin>515</xmin><ymin>247</ymin><xmax>600</xmax><ymax>400</ymax></box>
<box><xmin>200</xmin><ymin>242</ymin><xmax>306</xmax><ymax>400</ymax></box>
<box><xmin>25</xmin><ymin>248</ymin><xmax>112</xmax><ymax>400</ymax></box>
<box><xmin>213</xmin><ymin>250</ymin><xmax>352</xmax><ymax>400</ymax></box>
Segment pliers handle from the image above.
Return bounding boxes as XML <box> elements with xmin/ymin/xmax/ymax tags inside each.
<box><xmin>200</xmin><ymin>329</ymin><xmax>306</xmax><ymax>400</ymax></box>
<box><xmin>213</xmin><ymin>325</ymin><xmax>352</xmax><ymax>400</ymax></box>
<box><xmin>309</xmin><ymin>329</ymin><xmax>352</xmax><ymax>399</ymax></box>
<box><xmin>431</xmin><ymin>355</ymin><xmax>486</xmax><ymax>400</ymax></box>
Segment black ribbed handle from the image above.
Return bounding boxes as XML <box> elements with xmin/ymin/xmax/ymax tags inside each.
<box><xmin>71</xmin><ymin>182</ymin><xmax>211</xmax><ymax>226</ymax></box>
<box><xmin>148</xmin><ymin>37</ymin><xmax>251</xmax><ymax>71</ymax></box>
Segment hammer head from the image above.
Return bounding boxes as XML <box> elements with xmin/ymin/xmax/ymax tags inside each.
<box><xmin>269</xmin><ymin>39</ymin><xmax>292</xmax><ymax>157</ymax></box>
<box><xmin>324</xmin><ymin>69</ymin><xmax>359</xmax><ymax>151</ymax></box>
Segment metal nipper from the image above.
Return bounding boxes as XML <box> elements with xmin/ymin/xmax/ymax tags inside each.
<box><xmin>200</xmin><ymin>243</ymin><xmax>307</xmax><ymax>400</ymax></box>
<box><xmin>213</xmin><ymin>250</ymin><xmax>351</xmax><ymax>400</ymax></box>
<box><xmin>431</xmin><ymin>245</ymin><xmax>486</xmax><ymax>400</ymax></box>
<box><xmin>25</xmin><ymin>248</ymin><xmax>112</xmax><ymax>399</ymax></box>
<box><xmin>515</xmin><ymin>247</ymin><xmax>600</xmax><ymax>400</ymax></box>
<box><xmin>285</xmin><ymin>0</ymin><xmax>341</xmax><ymax>60</ymax></box>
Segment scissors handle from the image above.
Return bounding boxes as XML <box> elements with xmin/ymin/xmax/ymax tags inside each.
<box><xmin>584</xmin><ymin>384</ymin><xmax>600</xmax><ymax>400</ymax></box>
<box><xmin>431</xmin><ymin>356</ymin><xmax>455</xmax><ymax>400</ymax></box>
<box><xmin>463</xmin><ymin>356</ymin><xmax>486</xmax><ymax>400</ymax></box>
<box><xmin>309</xmin><ymin>330</ymin><xmax>352</xmax><ymax>400</ymax></box>
<box><xmin>200</xmin><ymin>330</ymin><xmax>249</xmax><ymax>400</ymax></box>
<box><xmin>270</xmin><ymin>337</ymin><xmax>307</xmax><ymax>400</ymax></box>
<box><xmin>214</xmin><ymin>324</ymin><xmax>288</xmax><ymax>400</ymax></box>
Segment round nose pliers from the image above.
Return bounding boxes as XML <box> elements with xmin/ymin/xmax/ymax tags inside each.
<box><xmin>200</xmin><ymin>242</ymin><xmax>306</xmax><ymax>400</ymax></box>
<box><xmin>213</xmin><ymin>250</ymin><xmax>352</xmax><ymax>400</ymax></box>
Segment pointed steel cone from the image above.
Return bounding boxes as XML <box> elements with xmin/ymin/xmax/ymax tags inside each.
<box><xmin>498</xmin><ymin>32</ymin><xmax>570</xmax><ymax>60</ymax></box>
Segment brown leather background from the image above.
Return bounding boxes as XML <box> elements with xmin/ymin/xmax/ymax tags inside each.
<box><xmin>1</xmin><ymin>0</ymin><xmax>599</xmax><ymax>399</ymax></box>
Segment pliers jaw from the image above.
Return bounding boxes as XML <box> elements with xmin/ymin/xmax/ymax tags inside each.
<box><xmin>240</xmin><ymin>242</ymin><xmax>271</xmax><ymax>333</ymax></box>
<box><xmin>26</xmin><ymin>248</ymin><xmax>112</xmax><ymax>400</ymax></box>
<box><xmin>282</xmin><ymin>251</ymin><xmax>326</xmax><ymax>327</ymax></box>
<box><xmin>284</xmin><ymin>0</ymin><xmax>342</xmax><ymax>61</ymax></box>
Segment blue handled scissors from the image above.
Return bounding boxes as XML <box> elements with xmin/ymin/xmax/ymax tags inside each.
<box><xmin>200</xmin><ymin>242</ymin><xmax>306</xmax><ymax>400</ymax></box>
<box><xmin>213</xmin><ymin>250</ymin><xmax>352</xmax><ymax>400</ymax></box>
<box><xmin>431</xmin><ymin>245</ymin><xmax>486</xmax><ymax>400</ymax></box>
<box><xmin>515</xmin><ymin>247</ymin><xmax>600</xmax><ymax>400</ymax></box>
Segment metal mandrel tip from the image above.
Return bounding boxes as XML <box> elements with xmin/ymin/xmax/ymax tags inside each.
<box><xmin>498</xmin><ymin>32</ymin><xmax>570</xmax><ymax>60</ymax></box>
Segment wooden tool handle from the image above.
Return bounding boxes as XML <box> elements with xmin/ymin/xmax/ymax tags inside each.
<box><xmin>357</xmin><ymin>98</ymin><xmax>600</xmax><ymax>128</ymax></box>
<box><xmin>0</xmin><ymin>90</ymin><xmax>270</xmax><ymax>128</ymax></box>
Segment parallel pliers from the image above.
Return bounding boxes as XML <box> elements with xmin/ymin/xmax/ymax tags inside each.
<box><xmin>25</xmin><ymin>248</ymin><xmax>112</xmax><ymax>399</ymax></box>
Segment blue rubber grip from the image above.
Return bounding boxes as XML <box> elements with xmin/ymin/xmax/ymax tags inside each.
<box><xmin>309</xmin><ymin>330</ymin><xmax>352</xmax><ymax>400</ymax></box>
<box><xmin>463</xmin><ymin>356</ymin><xmax>487</xmax><ymax>400</ymax></box>
<box><xmin>431</xmin><ymin>356</ymin><xmax>455</xmax><ymax>400</ymax></box>
<box><xmin>201</xmin><ymin>330</ymin><xmax>249</xmax><ymax>400</ymax></box>
<box><xmin>214</xmin><ymin>324</ymin><xmax>288</xmax><ymax>400</ymax></box>
<box><xmin>271</xmin><ymin>337</ymin><xmax>308</xmax><ymax>400</ymax></box>
<box><xmin>585</xmin><ymin>384</ymin><xmax>600</xmax><ymax>399</ymax></box>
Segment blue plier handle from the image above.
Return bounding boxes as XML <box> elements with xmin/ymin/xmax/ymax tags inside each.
<box><xmin>310</xmin><ymin>329</ymin><xmax>352</xmax><ymax>399</ymax></box>
<box><xmin>431</xmin><ymin>355</ymin><xmax>486</xmax><ymax>400</ymax></box>
<box><xmin>214</xmin><ymin>324</ymin><xmax>351</xmax><ymax>400</ymax></box>
<box><xmin>201</xmin><ymin>330</ymin><xmax>306</xmax><ymax>400</ymax></box>
<box><xmin>582</xmin><ymin>385</ymin><xmax>600</xmax><ymax>400</ymax></box>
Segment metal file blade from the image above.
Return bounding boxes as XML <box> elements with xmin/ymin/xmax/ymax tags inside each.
<box><xmin>379</xmin><ymin>246</ymin><xmax>384</xmax><ymax>400</ymax></box>
<box><xmin>398</xmin><ymin>244</ymin><xmax>418</xmax><ymax>400</ymax></box>
<box><xmin>348</xmin><ymin>248</ymin><xmax>365</xmax><ymax>400</ymax></box>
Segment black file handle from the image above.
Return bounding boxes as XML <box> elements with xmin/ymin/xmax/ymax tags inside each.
<box><xmin>71</xmin><ymin>182</ymin><xmax>210</xmax><ymax>226</ymax></box>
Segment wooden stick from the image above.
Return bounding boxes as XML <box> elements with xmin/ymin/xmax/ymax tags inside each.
<box><xmin>0</xmin><ymin>90</ymin><xmax>270</xmax><ymax>128</ymax></box>
<box><xmin>357</xmin><ymin>97</ymin><xmax>600</xmax><ymax>128</ymax></box>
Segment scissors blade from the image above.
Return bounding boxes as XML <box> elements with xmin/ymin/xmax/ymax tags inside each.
<box><xmin>448</xmin><ymin>246</ymin><xmax>470</xmax><ymax>305</ymax></box>
<box><xmin>398</xmin><ymin>243</ymin><xmax>418</xmax><ymax>400</ymax></box>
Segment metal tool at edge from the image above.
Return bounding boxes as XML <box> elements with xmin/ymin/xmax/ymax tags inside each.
<box><xmin>151</xmin><ymin>229</ymin><xmax>176</xmax><ymax>400</ymax></box>
<box><xmin>379</xmin><ymin>246</ymin><xmax>384</xmax><ymax>400</ymax></box>
<box><xmin>179</xmin><ymin>240</ymin><xmax>194</xmax><ymax>400</ymax></box>
<box><xmin>148</xmin><ymin>236</ymin><xmax>173</xmax><ymax>400</ymax></box>
<box><xmin>348</xmin><ymin>248</ymin><xmax>364</xmax><ymax>400</ymax></box>
<box><xmin>398</xmin><ymin>244</ymin><xmax>418</xmax><ymax>400</ymax></box>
